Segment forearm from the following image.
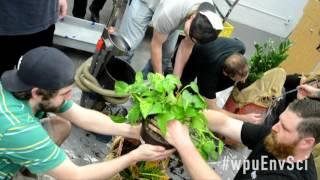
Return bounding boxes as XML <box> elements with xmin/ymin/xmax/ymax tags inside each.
<box><xmin>79</xmin><ymin>109</ymin><xmax>136</xmax><ymax>137</ymax></box>
<box><xmin>61</xmin><ymin>105</ymin><xmax>138</xmax><ymax>138</ymax></box>
<box><xmin>49</xmin><ymin>152</ymin><xmax>138</xmax><ymax>179</ymax></box>
<box><xmin>176</xmin><ymin>140</ymin><xmax>221</xmax><ymax>179</ymax></box>
<box><xmin>151</xmin><ymin>37</ymin><xmax>163</xmax><ymax>74</ymax></box>
<box><xmin>173</xmin><ymin>38</ymin><xmax>194</xmax><ymax>79</ymax></box>
<box><xmin>78</xmin><ymin>153</ymin><xmax>137</xmax><ymax>179</ymax></box>
<box><xmin>204</xmin><ymin>110</ymin><xmax>228</xmax><ymax>133</ymax></box>
<box><xmin>204</xmin><ymin>110</ymin><xmax>243</xmax><ymax>143</ymax></box>
<box><xmin>217</xmin><ymin>108</ymin><xmax>249</xmax><ymax>122</ymax></box>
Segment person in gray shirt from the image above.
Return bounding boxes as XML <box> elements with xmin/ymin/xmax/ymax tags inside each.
<box><xmin>117</xmin><ymin>0</ymin><xmax>223</xmax><ymax>78</ymax></box>
<box><xmin>0</xmin><ymin>0</ymin><xmax>68</xmax><ymax>76</ymax></box>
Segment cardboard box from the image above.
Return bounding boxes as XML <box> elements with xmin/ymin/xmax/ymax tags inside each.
<box><xmin>280</xmin><ymin>0</ymin><xmax>320</xmax><ymax>74</ymax></box>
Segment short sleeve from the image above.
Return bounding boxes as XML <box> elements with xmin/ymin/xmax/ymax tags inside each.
<box><xmin>3</xmin><ymin>122</ymin><xmax>66</xmax><ymax>174</ymax></box>
<box><xmin>58</xmin><ymin>100</ymin><xmax>73</xmax><ymax>113</ymax></box>
<box><xmin>197</xmin><ymin>67</ymin><xmax>218</xmax><ymax>99</ymax></box>
<box><xmin>241</xmin><ymin>123</ymin><xmax>271</xmax><ymax>149</ymax></box>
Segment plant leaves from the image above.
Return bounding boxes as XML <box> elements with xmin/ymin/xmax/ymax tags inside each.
<box><xmin>157</xmin><ymin>113</ymin><xmax>175</xmax><ymax>134</ymax></box>
<box><xmin>139</xmin><ymin>100</ymin><xmax>154</xmax><ymax>119</ymax></box>
<box><xmin>218</xmin><ymin>140</ymin><xmax>224</xmax><ymax>155</ymax></box>
<box><xmin>203</xmin><ymin>141</ymin><xmax>215</xmax><ymax>156</ymax></box>
<box><xmin>248</xmin><ymin>39</ymin><xmax>292</xmax><ymax>83</ymax></box>
<box><xmin>110</xmin><ymin>115</ymin><xmax>127</xmax><ymax>123</ymax></box>
<box><xmin>172</xmin><ymin>106</ymin><xmax>185</xmax><ymax>120</ymax></box>
<box><xmin>135</xmin><ymin>72</ymin><xmax>144</xmax><ymax>83</ymax></box>
<box><xmin>190</xmin><ymin>82</ymin><xmax>199</xmax><ymax>93</ymax></box>
<box><xmin>191</xmin><ymin>115</ymin><xmax>205</xmax><ymax>130</ymax></box>
<box><xmin>192</xmin><ymin>95</ymin><xmax>206</xmax><ymax>109</ymax></box>
<box><xmin>115</xmin><ymin>81</ymin><xmax>129</xmax><ymax>95</ymax></box>
<box><xmin>181</xmin><ymin>91</ymin><xmax>193</xmax><ymax>110</ymax></box>
<box><xmin>128</xmin><ymin>104</ymin><xmax>141</xmax><ymax>124</ymax></box>
<box><xmin>163</xmin><ymin>74</ymin><xmax>181</xmax><ymax>92</ymax></box>
<box><xmin>199</xmin><ymin>145</ymin><xmax>209</xmax><ymax>160</ymax></box>
<box><xmin>149</xmin><ymin>102</ymin><xmax>163</xmax><ymax>115</ymax></box>
<box><xmin>114</xmin><ymin>72</ymin><xmax>222</xmax><ymax>162</ymax></box>
<box><xmin>185</xmin><ymin>107</ymin><xmax>197</xmax><ymax>117</ymax></box>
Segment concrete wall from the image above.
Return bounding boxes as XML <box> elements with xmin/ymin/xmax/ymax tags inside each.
<box><xmin>213</xmin><ymin>0</ymin><xmax>308</xmax><ymax>37</ymax></box>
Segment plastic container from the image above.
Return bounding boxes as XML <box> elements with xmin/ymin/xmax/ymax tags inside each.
<box><xmin>53</xmin><ymin>16</ymin><xmax>105</xmax><ymax>53</ymax></box>
<box><xmin>219</xmin><ymin>21</ymin><xmax>234</xmax><ymax>37</ymax></box>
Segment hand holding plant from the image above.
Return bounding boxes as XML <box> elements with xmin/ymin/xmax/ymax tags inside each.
<box><xmin>112</xmin><ymin>72</ymin><xmax>223</xmax><ymax>160</ymax></box>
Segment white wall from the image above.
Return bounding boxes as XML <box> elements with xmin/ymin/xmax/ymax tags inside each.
<box><xmin>213</xmin><ymin>0</ymin><xmax>308</xmax><ymax>38</ymax></box>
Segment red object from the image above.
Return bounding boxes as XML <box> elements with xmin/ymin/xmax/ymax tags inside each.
<box><xmin>220</xmin><ymin>96</ymin><xmax>268</xmax><ymax>147</ymax></box>
<box><xmin>223</xmin><ymin>96</ymin><xmax>267</xmax><ymax>115</ymax></box>
<box><xmin>95</xmin><ymin>38</ymin><xmax>104</xmax><ymax>51</ymax></box>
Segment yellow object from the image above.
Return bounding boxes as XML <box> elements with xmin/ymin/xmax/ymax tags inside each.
<box><xmin>219</xmin><ymin>21</ymin><xmax>234</xmax><ymax>37</ymax></box>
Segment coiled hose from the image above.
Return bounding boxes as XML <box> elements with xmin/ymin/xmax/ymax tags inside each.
<box><xmin>75</xmin><ymin>57</ymin><xmax>130</xmax><ymax>104</ymax></box>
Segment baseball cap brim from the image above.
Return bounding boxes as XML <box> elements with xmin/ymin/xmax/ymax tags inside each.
<box><xmin>1</xmin><ymin>70</ymin><xmax>32</xmax><ymax>92</ymax></box>
<box><xmin>198</xmin><ymin>2</ymin><xmax>224</xmax><ymax>30</ymax></box>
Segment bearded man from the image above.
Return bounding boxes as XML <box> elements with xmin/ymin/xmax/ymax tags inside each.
<box><xmin>165</xmin><ymin>98</ymin><xmax>320</xmax><ymax>179</ymax></box>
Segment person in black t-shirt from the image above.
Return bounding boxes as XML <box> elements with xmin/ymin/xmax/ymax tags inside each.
<box><xmin>166</xmin><ymin>98</ymin><xmax>320</xmax><ymax>179</ymax></box>
<box><xmin>173</xmin><ymin>37</ymin><xmax>263</xmax><ymax>124</ymax></box>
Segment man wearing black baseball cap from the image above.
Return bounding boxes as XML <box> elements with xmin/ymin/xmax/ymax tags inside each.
<box><xmin>0</xmin><ymin>47</ymin><xmax>173</xmax><ymax>180</ymax></box>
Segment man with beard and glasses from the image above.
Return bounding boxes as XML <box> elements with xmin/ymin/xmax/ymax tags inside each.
<box><xmin>0</xmin><ymin>47</ymin><xmax>174</xmax><ymax>180</ymax></box>
<box><xmin>165</xmin><ymin>98</ymin><xmax>320</xmax><ymax>179</ymax></box>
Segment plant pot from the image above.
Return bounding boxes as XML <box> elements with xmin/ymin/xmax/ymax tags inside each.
<box><xmin>223</xmin><ymin>95</ymin><xmax>267</xmax><ymax>115</ymax></box>
<box><xmin>106</xmin><ymin>136</ymin><xmax>170</xmax><ymax>180</ymax></box>
<box><xmin>141</xmin><ymin>120</ymin><xmax>173</xmax><ymax>149</ymax></box>
<box><xmin>222</xmin><ymin>95</ymin><xmax>267</xmax><ymax>148</ymax></box>
<box><xmin>97</xmin><ymin>56</ymin><xmax>135</xmax><ymax>90</ymax></box>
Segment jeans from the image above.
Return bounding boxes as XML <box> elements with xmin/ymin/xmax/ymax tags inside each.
<box><xmin>118</xmin><ymin>0</ymin><xmax>180</xmax><ymax>78</ymax></box>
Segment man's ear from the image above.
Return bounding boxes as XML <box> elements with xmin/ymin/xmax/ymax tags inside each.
<box><xmin>300</xmin><ymin>136</ymin><xmax>315</xmax><ymax>150</ymax></box>
<box><xmin>31</xmin><ymin>88</ymin><xmax>42</xmax><ymax>99</ymax></box>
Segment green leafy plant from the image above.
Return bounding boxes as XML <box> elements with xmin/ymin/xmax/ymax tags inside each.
<box><xmin>112</xmin><ymin>72</ymin><xmax>223</xmax><ymax>160</ymax></box>
<box><xmin>120</xmin><ymin>161</ymin><xmax>168</xmax><ymax>180</ymax></box>
<box><xmin>246</xmin><ymin>39</ymin><xmax>292</xmax><ymax>85</ymax></box>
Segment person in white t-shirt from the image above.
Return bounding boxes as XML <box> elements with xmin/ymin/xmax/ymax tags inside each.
<box><xmin>118</xmin><ymin>0</ymin><xmax>223</xmax><ymax>78</ymax></box>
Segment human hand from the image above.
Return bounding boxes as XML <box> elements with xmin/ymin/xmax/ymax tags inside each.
<box><xmin>58</xmin><ymin>0</ymin><xmax>68</xmax><ymax>19</ymax></box>
<box><xmin>298</xmin><ymin>84</ymin><xmax>320</xmax><ymax>98</ymax></box>
<box><xmin>241</xmin><ymin>113</ymin><xmax>263</xmax><ymax>124</ymax></box>
<box><xmin>165</xmin><ymin>120</ymin><xmax>192</xmax><ymax>149</ymax></box>
<box><xmin>107</xmin><ymin>26</ymin><xmax>116</xmax><ymax>34</ymax></box>
<box><xmin>130</xmin><ymin>144</ymin><xmax>175</xmax><ymax>162</ymax></box>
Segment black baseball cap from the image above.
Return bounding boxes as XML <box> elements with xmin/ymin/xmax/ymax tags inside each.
<box><xmin>1</xmin><ymin>46</ymin><xmax>75</xmax><ymax>92</ymax></box>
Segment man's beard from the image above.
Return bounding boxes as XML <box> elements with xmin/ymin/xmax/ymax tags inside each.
<box><xmin>264</xmin><ymin>131</ymin><xmax>298</xmax><ymax>159</ymax></box>
<box><xmin>39</xmin><ymin>100</ymin><xmax>65</xmax><ymax>113</ymax></box>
